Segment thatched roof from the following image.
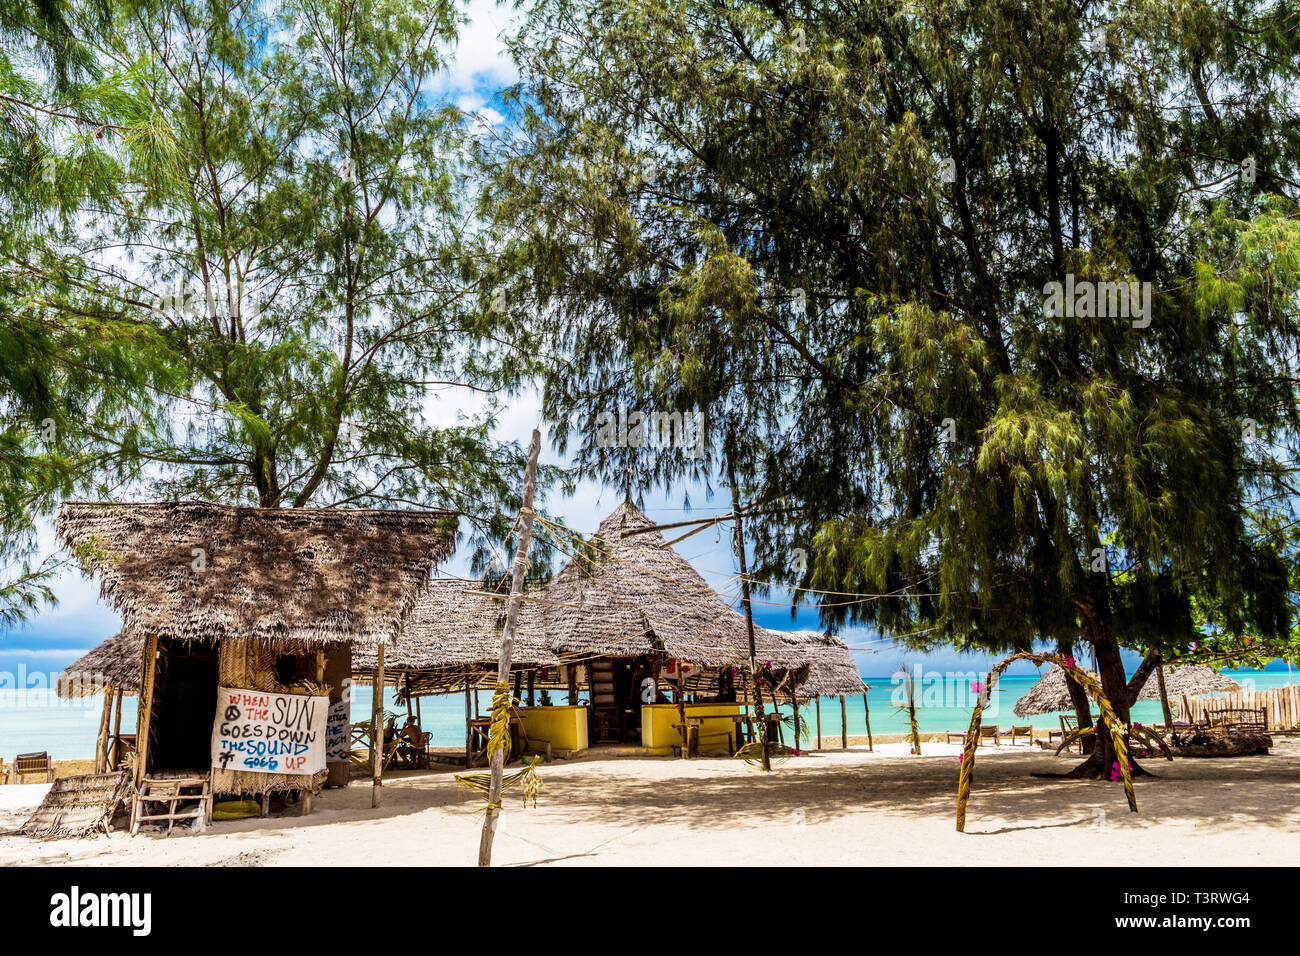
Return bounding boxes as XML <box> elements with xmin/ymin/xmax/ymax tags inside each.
<box><xmin>58</xmin><ymin>501</ymin><xmax>456</xmax><ymax>647</ymax></box>
<box><xmin>57</xmin><ymin>630</ymin><xmax>145</xmax><ymax>698</ymax></box>
<box><xmin>352</xmin><ymin>579</ymin><xmax>559</xmax><ymax>672</ymax></box>
<box><xmin>1013</xmin><ymin>662</ymin><xmax>1241</xmax><ymax>716</ymax></box>
<box><xmin>1135</xmin><ymin>663</ymin><xmax>1240</xmax><ymax>700</ymax></box>
<box><xmin>782</xmin><ymin>632</ymin><xmax>864</xmax><ymax>696</ymax></box>
<box><xmin>541</xmin><ymin>502</ymin><xmax>801</xmax><ymax>669</ymax></box>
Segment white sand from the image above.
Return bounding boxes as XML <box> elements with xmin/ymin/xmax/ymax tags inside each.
<box><xmin>1</xmin><ymin>739</ymin><xmax>1296</xmax><ymax>866</ymax></box>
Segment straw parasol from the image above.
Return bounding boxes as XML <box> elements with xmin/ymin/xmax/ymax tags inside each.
<box><xmin>541</xmin><ymin>502</ymin><xmax>803</xmax><ymax>672</ymax></box>
<box><xmin>57</xmin><ymin>630</ymin><xmax>145</xmax><ymax>698</ymax></box>
<box><xmin>1013</xmin><ymin>662</ymin><xmax>1241</xmax><ymax>716</ymax></box>
<box><xmin>57</xmin><ymin>501</ymin><xmax>456</xmax><ymax>647</ymax></box>
<box><xmin>1134</xmin><ymin>663</ymin><xmax>1240</xmax><ymax>701</ymax></box>
<box><xmin>1012</xmin><ymin>665</ymin><xmax>1098</xmax><ymax>717</ymax></box>
<box><xmin>779</xmin><ymin>632</ymin><xmax>864</xmax><ymax>697</ymax></box>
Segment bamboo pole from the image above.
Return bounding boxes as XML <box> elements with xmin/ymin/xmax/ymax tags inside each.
<box><xmin>1156</xmin><ymin>662</ymin><xmax>1174</xmax><ymax>730</ymax></box>
<box><xmin>478</xmin><ymin>428</ymin><xmax>542</xmax><ymax>868</ymax></box>
<box><xmin>464</xmin><ymin>672</ymin><xmax>472</xmax><ymax>766</ymax></box>
<box><xmin>792</xmin><ymin>695</ymin><xmax>801</xmax><ymax>752</ymax></box>
<box><xmin>729</xmin><ymin>472</ymin><xmax>770</xmax><ymax>771</ymax></box>
<box><xmin>840</xmin><ymin>694</ymin><xmax>848</xmax><ymax>749</ymax></box>
<box><xmin>94</xmin><ymin>691</ymin><xmax>112</xmax><ymax>774</ymax></box>
<box><xmin>134</xmin><ymin>634</ymin><xmax>160</xmax><ymax>788</ymax></box>
<box><xmin>371</xmin><ymin>644</ymin><xmax>385</xmax><ymax>808</ymax></box>
<box><xmin>111</xmin><ymin>689</ymin><xmax>123</xmax><ymax>770</ymax></box>
<box><xmin>567</xmin><ymin>664</ymin><xmax>578</xmax><ymax>705</ymax></box>
<box><xmin>863</xmin><ymin>689</ymin><xmax>873</xmax><ymax>752</ymax></box>
<box><xmin>815</xmin><ymin>696</ymin><xmax>822</xmax><ymax>750</ymax></box>
<box><xmin>676</xmin><ymin>665</ymin><xmax>688</xmax><ymax>757</ymax></box>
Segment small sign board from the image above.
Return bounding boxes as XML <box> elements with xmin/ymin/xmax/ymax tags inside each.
<box><xmin>212</xmin><ymin>687</ymin><xmax>328</xmax><ymax>776</ymax></box>
<box><xmin>325</xmin><ymin>699</ymin><xmax>350</xmax><ymax>763</ymax></box>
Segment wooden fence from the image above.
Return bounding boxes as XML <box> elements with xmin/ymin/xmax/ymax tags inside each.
<box><xmin>1180</xmin><ymin>683</ymin><xmax>1300</xmax><ymax>731</ymax></box>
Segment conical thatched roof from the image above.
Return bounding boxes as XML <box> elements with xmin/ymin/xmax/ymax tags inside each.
<box><xmin>58</xmin><ymin>501</ymin><xmax>456</xmax><ymax>647</ymax></box>
<box><xmin>1135</xmin><ymin>663</ymin><xmax>1240</xmax><ymax>700</ymax></box>
<box><xmin>1013</xmin><ymin>662</ymin><xmax>1241</xmax><ymax>716</ymax></box>
<box><xmin>782</xmin><ymin>632</ymin><xmax>864</xmax><ymax>696</ymax></box>
<box><xmin>1012</xmin><ymin>665</ymin><xmax>1098</xmax><ymax>717</ymax></box>
<box><xmin>57</xmin><ymin>630</ymin><xmax>145</xmax><ymax>698</ymax></box>
<box><xmin>352</xmin><ymin>578</ymin><xmax>559</xmax><ymax>671</ymax></box>
<box><xmin>541</xmin><ymin>502</ymin><xmax>799</xmax><ymax>668</ymax></box>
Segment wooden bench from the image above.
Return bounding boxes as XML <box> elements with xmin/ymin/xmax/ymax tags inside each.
<box><xmin>1207</xmin><ymin>707</ymin><xmax>1268</xmax><ymax>732</ymax></box>
<box><xmin>11</xmin><ymin>751</ymin><xmax>55</xmax><ymax>784</ymax></box>
<box><xmin>130</xmin><ymin>773</ymin><xmax>212</xmax><ymax>835</ymax></box>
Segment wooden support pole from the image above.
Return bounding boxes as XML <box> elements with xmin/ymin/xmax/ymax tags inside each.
<box><xmin>1156</xmin><ymin>662</ymin><xmax>1174</xmax><ymax>730</ymax></box>
<box><xmin>478</xmin><ymin>428</ymin><xmax>542</xmax><ymax>868</ymax></box>
<box><xmin>676</xmin><ymin>664</ymin><xmax>688</xmax><ymax>758</ymax></box>
<box><xmin>729</xmin><ymin>472</ymin><xmax>770</xmax><ymax>771</ymax></box>
<box><xmin>111</xmin><ymin>689</ymin><xmax>123</xmax><ymax>770</ymax></box>
<box><xmin>527</xmin><ymin>668</ymin><xmax>536</xmax><ymax>707</ymax></box>
<box><xmin>567</xmin><ymin>664</ymin><xmax>578</xmax><ymax>705</ymax></box>
<box><xmin>840</xmin><ymin>694</ymin><xmax>848</xmax><ymax>749</ymax></box>
<box><xmin>792</xmin><ymin>695</ymin><xmax>801</xmax><ymax>752</ymax></box>
<box><xmin>94</xmin><ymin>691</ymin><xmax>112</xmax><ymax>774</ymax></box>
<box><xmin>404</xmin><ymin>673</ymin><xmax>413</xmax><ymax>721</ymax></box>
<box><xmin>464</xmin><ymin>672</ymin><xmax>472</xmax><ymax>766</ymax></box>
<box><xmin>815</xmin><ymin>696</ymin><xmax>822</xmax><ymax>750</ymax></box>
<box><xmin>863</xmin><ymin>689</ymin><xmax>873</xmax><ymax>752</ymax></box>
<box><xmin>371</xmin><ymin>644</ymin><xmax>385</xmax><ymax>808</ymax></box>
<box><xmin>135</xmin><ymin>634</ymin><xmax>159</xmax><ymax>788</ymax></box>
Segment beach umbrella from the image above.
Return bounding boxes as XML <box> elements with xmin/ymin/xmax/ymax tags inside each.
<box><xmin>1013</xmin><ymin>662</ymin><xmax>1240</xmax><ymax>717</ymax></box>
<box><xmin>1012</xmin><ymin>665</ymin><xmax>1097</xmax><ymax>717</ymax></box>
<box><xmin>1134</xmin><ymin>663</ymin><xmax>1240</xmax><ymax>700</ymax></box>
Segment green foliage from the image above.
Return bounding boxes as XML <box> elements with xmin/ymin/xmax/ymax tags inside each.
<box><xmin>483</xmin><ymin>0</ymin><xmax>1300</xmax><ymax>678</ymax></box>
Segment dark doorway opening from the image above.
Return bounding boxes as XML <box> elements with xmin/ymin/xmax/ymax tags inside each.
<box><xmin>149</xmin><ymin>637</ymin><xmax>219</xmax><ymax>773</ymax></box>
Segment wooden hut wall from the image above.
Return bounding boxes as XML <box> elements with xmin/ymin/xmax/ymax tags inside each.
<box><xmin>211</xmin><ymin>637</ymin><xmax>343</xmax><ymax>796</ymax></box>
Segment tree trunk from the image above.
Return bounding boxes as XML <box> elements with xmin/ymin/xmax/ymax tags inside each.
<box><xmin>1067</xmin><ymin>619</ymin><xmax>1147</xmax><ymax>779</ymax></box>
<box><xmin>1060</xmin><ymin>640</ymin><xmax>1095</xmax><ymax>755</ymax></box>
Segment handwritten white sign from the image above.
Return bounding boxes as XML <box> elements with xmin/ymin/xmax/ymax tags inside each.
<box><xmin>212</xmin><ymin>687</ymin><xmax>328</xmax><ymax>775</ymax></box>
<box><xmin>325</xmin><ymin>699</ymin><xmax>350</xmax><ymax>763</ymax></box>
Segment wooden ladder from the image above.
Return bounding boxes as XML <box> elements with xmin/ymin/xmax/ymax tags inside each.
<box><xmin>130</xmin><ymin>773</ymin><xmax>213</xmax><ymax>835</ymax></box>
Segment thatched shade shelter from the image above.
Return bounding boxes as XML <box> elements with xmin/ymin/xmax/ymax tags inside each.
<box><xmin>1013</xmin><ymin>662</ymin><xmax>1241</xmax><ymax>717</ymax></box>
<box><xmin>58</xmin><ymin>501</ymin><xmax>457</xmax><ymax>647</ymax></box>
<box><xmin>1134</xmin><ymin>663</ymin><xmax>1240</xmax><ymax>701</ymax></box>
<box><xmin>782</xmin><ymin>632</ymin><xmax>864</xmax><ymax>697</ymax></box>
<box><xmin>57</xmin><ymin>630</ymin><xmax>145</xmax><ymax>698</ymax></box>
<box><xmin>352</xmin><ymin>579</ymin><xmax>560</xmax><ymax>695</ymax></box>
<box><xmin>57</xmin><ymin>500</ymin><xmax>457</xmax><ymax>807</ymax></box>
<box><xmin>541</xmin><ymin>502</ymin><xmax>802</xmax><ymax>670</ymax></box>
<box><xmin>1013</xmin><ymin>665</ymin><xmax>1099</xmax><ymax>717</ymax></box>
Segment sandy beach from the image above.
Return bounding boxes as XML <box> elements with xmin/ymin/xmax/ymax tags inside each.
<box><xmin>2</xmin><ymin>737</ymin><xmax>1296</xmax><ymax>867</ymax></box>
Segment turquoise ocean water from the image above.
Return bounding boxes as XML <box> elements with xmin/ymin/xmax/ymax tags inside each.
<box><xmin>1</xmin><ymin>670</ymin><xmax>1293</xmax><ymax>760</ymax></box>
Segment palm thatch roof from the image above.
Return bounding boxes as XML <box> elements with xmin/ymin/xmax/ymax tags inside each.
<box><xmin>57</xmin><ymin>630</ymin><xmax>145</xmax><ymax>698</ymax></box>
<box><xmin>352</xmin><ymin>578</ymin><xmax>559</xmax><ymax>676</ymax></box>
<box><xmin>1013</xmin><ymin>662</ymin><xmax>1241</xmax><ymax>716</ymax></box>
<box><xmin>782</xmin><ymin>632</ymin><xmax>864</xmax><ymax>696</ymax></box>
<box><xmin>20</xmin><ymin>771</ymin><xmax>132</xmax><ymax>839</ymax></box>
<box><xmin>57</xmin><ymin>501</ymin><xmax>456</xmax><ymax>647</ymax></box>
<box><xmin>1135</xmin><ymin>663</ymin><xmax>1240</xmax><ymax>700</ymax></box>
<box><xmin>540</xmin><ymin>502</ymin><xmax>801</xmax><ymax>669</ymax></box>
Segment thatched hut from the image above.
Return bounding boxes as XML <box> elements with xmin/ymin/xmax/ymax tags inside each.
<box><xmin>57</xmin><ymin>630</ymin><xmax>146</xmax><ymax>773</ymax></box>
<box><xmin>58</xmin><ymin>501</ymin><xmax>455</xmax><ymax>822</ymax></box>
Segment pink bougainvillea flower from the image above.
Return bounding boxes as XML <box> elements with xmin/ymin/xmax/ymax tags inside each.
<box><xmin>970</xmin><ymin>681</ymin><xmax>983</xmax><ymax>694</ymax></box>
<box><xmin>1063</xmin><ymin>655</ymin><xmax>1077</xmax><ymax>668</ymax></box>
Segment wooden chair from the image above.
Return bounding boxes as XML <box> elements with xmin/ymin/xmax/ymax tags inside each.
<box><xmin>978</xmin><ymin>724</ymin><xmax>1000</xmax><ymax>746</ymax></box>
<box><xmin>11</xmin><ymin>752</ymin><xmax>55</xmax><ymax>784</ymax></box>
<box><xmin>1048</xmin><ymin>715</ymin><xmax>1081</xmax><ymax>751</ymax></box>
<box><xmin>1007</xmin><ymin>724</ymin><xmax>1033</xmax><ymax>746</ymax></box>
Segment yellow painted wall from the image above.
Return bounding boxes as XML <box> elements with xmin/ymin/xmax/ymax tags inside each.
<box><xmin>514</xmin><ymin>705</ymin><xmax>588</xmax><ymax>753</ymax></box>
<box><xmin>641</xmin><ymin>703</ymin><xmax>748</xmax><ymax>753</ymax></box>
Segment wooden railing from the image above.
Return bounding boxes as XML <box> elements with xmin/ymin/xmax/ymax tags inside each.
<box><xmin>1180</xmin><ymin>683</ymin><xmax>1300</xmax><ymax>731</ymax></box>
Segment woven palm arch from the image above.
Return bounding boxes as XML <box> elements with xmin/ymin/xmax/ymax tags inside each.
<box><xmin>57</xmin><ymin>500</ymin><xmax>457</xmax><ymax>797</ymax></box>
<box><xmin>956</xmin><ymin>651</ymin><xmax>1138</xmax><ymax>833</ymax></box>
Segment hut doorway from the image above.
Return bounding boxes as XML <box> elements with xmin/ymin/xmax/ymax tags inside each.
<box><xmin>149</xmin><ymin>638</ymin><xmax>219</xmax><ymax>773</ymax></box>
